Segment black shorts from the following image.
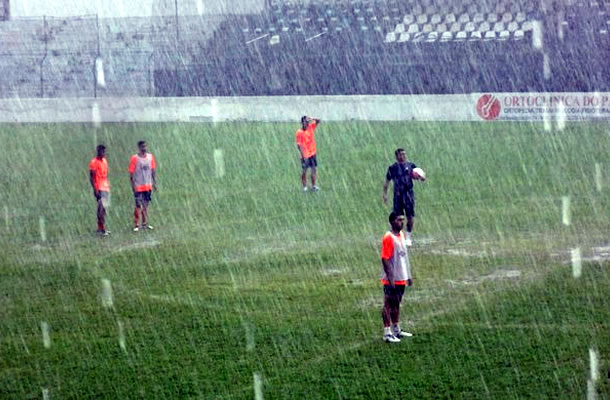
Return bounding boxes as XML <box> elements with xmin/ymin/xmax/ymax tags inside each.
<box><xmin>301</xmin><ymin>155</ymin><xmax>317</xmax><ymax>170</ymax></box>
<box><xmin>134</xmin><ymin>190</ymin><xmax>152</xmax><ymax>207</ymax></box>
<box><xmin>96</xmin><ymin>191</ymin><xmax>110</xmax><ymax>208</ymax></box>
<box><xmin>393</xmin><ymin>193</ymin><xmax>415</xmax><ymax>218</ymax></box>
<box><xmin>383</xmin><ymin>284</ymin><xmax>406</xmax><ymax>303</ymax></box>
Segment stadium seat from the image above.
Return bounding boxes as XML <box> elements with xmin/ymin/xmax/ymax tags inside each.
<box><xmin>473</xmin><ymin>13</ymin><xmax>485</xmax><ymax>23</ymax></box>
<box><xmin>502</xmin><ymin>12</ymin><xmax>513</xmax><ymax>23</ymax></box>
<box><xmin>514</xmin><ymin>29</ymin><xmax>525</xmax><ymax>39</ymax></box>
<box><xmin>445</xmin><ymin>13</ymin><xmax>456</xmax><ymax>24</ymax></box>
<box><xmin>487</xmin><ymin>13</ymin><xmax>498</xmax><ymax>23</ymax></box>
<box><xmin>407</xmin><ymin>23</ymin><xmax>420</xmax><ymax>33</ymax></box>
<box><xmin>426</xmin><ymin>31</ymin><xmax>439</xmax><ymax>41</ymax></box>
<box><xmin>515</xmin><ymin>12</ymin><xmax>526</xmax><ymax>23</ymax></box>
<box><xmin>423</xmin><ymin>23</ymin><xmax>433</xmax><ymax>33</ymax></box>
<box><xmin>484</xmin><ymin>30</ymin><xmax>497</xmax><ymax>40</ymax></box>
<box><xmin>430</xmin><ymin>14</ymin><xmax>442</xmax><ymax>24</ymax></box>
<box><xmin>403</xmin><ymin>14</ymin><xmax>414</xmax><ymax>24</ymax></box>
<box><xmin>470</xmin><ymin>30</ymin><xmax>482</xmax><ymax>40</ymax></box>
<box><xmin>507</xmin><ymin>21</ymin><xmax>519</xmax><ymax>32</ymax></box>
<box><xmin>494</xmin><ymin>21</ymin><xmax>506</xmax><ymax>32</ymax></box>
<box><xmin>440</xmin><ymin>30</ymin><xmax>453</xmax><ymax>41</ymax></box>
<box><xmin>499</xmin><ymin>30</ymin><xmax>510</xmax><ymax>39</ymax></box>
<box><xmin>416</xmin><ymin>14</ymin><xmax>428</xmax><ymax>24</ymax></box>
<box><xmin>395</xmin><ymin>23</ymin><xmax>405</xmax><ymax>33</ymax></box>
<box><xmin>458</xmin><ymin>13</ymin><xmax>470</xmax><ymax>24</ymax></box>
<box><xmin>456</xmin><ymin>30</ymin><xmax>467</xmax><ymax>40</ymax></box>
<box><xmin>450</xmin><ymin>22</ymin><xmax>462</xmax><ymax>32</ymax></box>
<box><xmin>479</xmin><ymin>21</ymin><xmax>491</xmax><ymax>32</ymax></box>
<box><xmin>464</xmin><ymin>21</ymin><xmax>476</xmax><ymax>32</ymax></box>
<box><xmin>397</xmin><ymin>32</ymin><xmax>410</xmax><ymax>42</ymax></box>
<box><xmin>522</xmin><ymin>21</ymin><xmax>533</xmax><ymax>31</ymax></box>
<box><xmin>436</xmin><ymin>23</ymin><xmax>447</xmax><ymax>32</ymax></box>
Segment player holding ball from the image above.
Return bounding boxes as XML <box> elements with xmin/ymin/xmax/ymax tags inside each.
<box><xmin>383</xmin><ymin>148</ymin><xmax>425</xmax><ymax>246</ymax></box>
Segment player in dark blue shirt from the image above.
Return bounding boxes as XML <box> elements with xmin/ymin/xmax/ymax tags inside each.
<box><xmin>383</xmin><ymin>148</ymin><xmax>425</xmax><ymax>246</ymax></box>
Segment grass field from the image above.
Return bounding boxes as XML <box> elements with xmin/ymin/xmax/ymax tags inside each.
<box><xmin>0</xmin><ymin>121</ymin><xmax>609</xmax><ymax>399</ymax></box>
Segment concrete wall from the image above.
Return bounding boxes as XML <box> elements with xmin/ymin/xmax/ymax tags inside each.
<box><xmin>1</xmin><ymin>93</ymin><xmax>609</xmax><ymax>123</ymax></box>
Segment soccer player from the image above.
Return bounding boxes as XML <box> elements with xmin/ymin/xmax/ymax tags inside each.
<box><xmin>380</xmin><ymin>211</ymin><xmax>413</xmax><ymax>343</ymax></box>
<box><xmin>382</xmin><ymin>148</ymin><xmax>425</xmax><ymax>246</ymax></box>
<box><xmin>129</xmin><ymin>140</ymin><xmax>157</xmax><ymax>232</ymax></box>
<box><xmin>296</xmin><ymin>115</ymin><xmax>321</xmax><ymax>192</ymax></box>
<box><xmin>89</xmin><ymin>144</ymin><xmax>110</xmax><ymax>236</ymax></box>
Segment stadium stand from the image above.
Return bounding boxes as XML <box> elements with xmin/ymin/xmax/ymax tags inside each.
<box><xmin>0</xmin><ymin>0</ymin><xmax>8</xmax><ymax>22</ymax></box>
<box><xmin>0</xmin><ymin>1</ymin><xmax>608</xmax><ymax>97</ymax></box>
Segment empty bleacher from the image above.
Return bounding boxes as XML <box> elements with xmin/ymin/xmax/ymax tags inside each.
<box><xmin>0</xmin><ymin>1</ymin><xmax>608</xmax><ymax>97</ymax></box>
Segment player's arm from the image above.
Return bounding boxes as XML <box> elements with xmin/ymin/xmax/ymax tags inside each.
<box><xmin>128</xmin><ymin>156</ymin><xmax>137</xmax><ymax>193</ymax></box>
<box><xmin>382</xmin><ymin>178</ymin><xmax>390</xmax><ymax>204</ymax></box>
<box><xmin>297</xmin><ymin>144</ymin><xmax>305</xmax><ymax>160</ymax></box>
<box><xmin>381</xmin><ymin>235</ymin><xmax>394</xmax><ymax>286</ymax></box>
<box><xmin>310</xmin><ymin>117</ymin><xmax>321</xmax><ymax>125</ymax></box>
<box><xmin>151</xmin><ymin>155</ymin><xmax>157</xmax><ymax>191</ymax></box>
<box><xmin>381</xmin><ymin>258</ymin><xmax>394</xmax><ymax>287</ymax></box>
<box><xmin>151</xmin><ymin>169</ymin><xmax>157</xmax><ymax>192</ymax></box>
<box><xmin>89</xmin><ymin>170</ymin><xmax>99</xmax><ymax>197</ymax></box>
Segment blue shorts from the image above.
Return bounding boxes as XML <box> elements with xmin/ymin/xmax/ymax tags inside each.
<box><xmin>134</xmin><ymin>191</ymin><xmax>152</xmax><ymax>207</ymax></box>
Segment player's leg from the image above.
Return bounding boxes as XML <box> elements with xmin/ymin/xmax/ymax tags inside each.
<box><xmin>133</xmin><ymin>192</ymin><xmax>141</xmax><ymax>231</ymax></box>
<box><xmin>391</xmin><ymin>286</ymin><xmax>412</xmax><ymax>337</ymax></box>
<box><xmin>96</xmin><ymin>193</ymin><xmax>105</xmax><ymax>233</ymax></box>
<box><xmin>405</xmin><ymin>194</ymin><xmax>415</xmax><ymax>246</ymax></box>
<box><xmin>301</xmin><ymin>159</ymin><xmax>308</xmax><ymax>191</ymax></box>
<box><xmin>141</xmin><ymin>191</ymin><xmax>153</xmax><ymax>230</ymax></box>
<box><xmin>382</xmin><ymin>286</ymin><xmax>400</xmax><ymax>342</ymax></box>
<box><xmin>310</xmin><ymin>156</ymin><xmax>319</xmax><ymax>191</ymax></box>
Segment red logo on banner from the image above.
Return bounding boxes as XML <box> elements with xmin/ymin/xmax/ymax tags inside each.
<box><xmin>476</xmin><ymin>94</ymin><xmax>501</xmax><ymax>120</ymax></box>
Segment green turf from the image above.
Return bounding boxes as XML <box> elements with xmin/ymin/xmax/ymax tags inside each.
<box><xmin>0</xmin><ymin>121</ymin><xmax>608</xmax><ymax>399</ymax></box>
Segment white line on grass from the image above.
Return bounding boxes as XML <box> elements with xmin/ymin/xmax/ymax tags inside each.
<box><xmin>561</xmin><ymin>196</ymin><xmax>571</xmax><ymax>226</ymax></box>
<box><xmin>39</xmin><ymin>216</ymin><xmax>46</xmax><ymax>242</ymax></box>
<box><xmin>40</xmin><ymin>321</ymin><xmax>51</xmax><ymax>349</ymax></box>
<box><xmin>101</xmin><ymin>279</ymin><xmax>114</xmax><ymax>309</ymax></box>
<box><xmin>42</xmin><ymin>388</ymin><xmax>50</xmax><ymax>400</ymax></box>
<box><xmin>571</xmin><ymin>248</ymin><xmax>582</xmax><ymax>278</ymax></box>
<box><xmin>118</xmin><ymin>320</ymin><xmax>127</xmax><ymax>353</ymax></box>
<box><xmin>253</xmin><ymin>372</ymin><xmax>264</xmax><ymax>400</ymax></box>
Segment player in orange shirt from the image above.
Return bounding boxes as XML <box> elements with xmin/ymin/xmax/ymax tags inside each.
<box><xmin>296</xmin><ymin>115</ymin><xmax>321</xmax><ymax>192</ymax></box>
<box><xmin>380</xmin><ymin>211</ymin><xmax>414</xmax><ymax>343</ymax></box>
<box><xmin>89</xmin><ymin>144</ymin><xmax>111</xmax><ymax>236</ymax></box>
<box><xmin>129</xmin><ymin>141</ymin><xmax>157</xmax><ymax>232</ymax></box>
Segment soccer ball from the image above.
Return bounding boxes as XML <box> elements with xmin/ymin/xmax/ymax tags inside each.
<box><xmin>412</xmin><ymin>167</ymin><xmax>426</xmax><ymax>181</ymax></box>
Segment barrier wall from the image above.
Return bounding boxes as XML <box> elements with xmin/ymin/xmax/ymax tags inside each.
<box><xmin>1</xmin><ymin>93</ymin><xmax>609</xmax><ymax>123</ymax></box>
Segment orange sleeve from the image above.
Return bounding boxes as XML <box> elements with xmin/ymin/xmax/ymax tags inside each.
<box><xmin>89</xmin><ymin>159</ymin><xmax>96</xmax><ymax>171</ymax></box>
<box><xmin>381</xmin><ymin>234</ymin><xmax>394</xmax><ymax>260</ymax></box>
<box><xmin>296</xmin><ymin>130</ymin><xmax>303</xmax><ymax>146</ymax></box>
<box><xmin>128</xmin><ymin>155</ymin><xmax>137</xmax><ymax>174</ymax></box>
<box><xmin>151</xmin><ymin>154</ymin><xmax>156</xmax><ymax>170</ymax></box>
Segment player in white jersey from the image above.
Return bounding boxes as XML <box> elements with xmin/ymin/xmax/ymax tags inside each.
<box><xmin>380</xmin><ymin>211</ymin><xmax>414</xmax><ymax>343</ymax></box>
<box><xmin>129</xmin><ymin>141</ymin><xmax>157</xmax><ymax>232</ymax></box>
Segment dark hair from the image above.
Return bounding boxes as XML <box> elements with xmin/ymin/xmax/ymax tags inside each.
<box><xmin>301</xmin><ymin>116</ymin><xmax>308</xmax><ymax>125</ymax></box>
<box><xmin>394</xmin><ymin>148</ymin><xmax>405</xmax><ymax>157</ymax></box>
<box><xmin>137</xmin><ymin>140</ymin><xmax>146</xmax><ymax>148</ymax></box>
<box><xmin>96</xmin><ymin>144</ymin><xmax>106</xmax><ymax>153</ymax></box>
<box><xmin>388</xmin><ymin>211</ymin><xmax>404</xmax><ymax>223</ymax></box>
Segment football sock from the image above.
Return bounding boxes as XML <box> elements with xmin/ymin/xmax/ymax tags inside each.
<box><xmin>134</xmin><ymin>208</ymin><xmax>139</xmax><ymax>227</ymax></box>
<box><xmin>97</xmin><ymin>221</ymin><xmax>104</xmax><ymax>231</ymax></box>
<box><xmin>383</xmin><ymin>327</ymin><xmax>391</xmax><ymax>336</ymax></box>
<box><xmin>392</xmin><ymin>323</ymin><xmax>400</xmax><ymax>333</ymax></box>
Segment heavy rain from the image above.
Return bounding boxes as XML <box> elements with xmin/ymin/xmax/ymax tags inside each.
<box><xmin>0</xmin><ymin>0</ymin><xmax>609</xmax><ymax>399</ymax></box>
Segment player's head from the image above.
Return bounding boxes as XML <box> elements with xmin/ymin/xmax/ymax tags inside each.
<box><xmin>301</xmin><ymin>115</ymin><xmax>309</xmax><ymax>129</ymax></box>
<box><xmin>394</xmin><ymin>148</ymin><xmax>406</xmax><ymax>163</ymax></box>
<box><xmin>96</xmin><ymin>144</ymin><xmax>106</xmax><ymax>157</ymax></box>
<box><xmin>389</xmin><ymin>211</ymin><xmax>405</xmax><ymax>230</ymax></box>
<box><xmin>137</xmin><ymin>140</ymin><xmax>147</xmax><ymax>153</ymax></box>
